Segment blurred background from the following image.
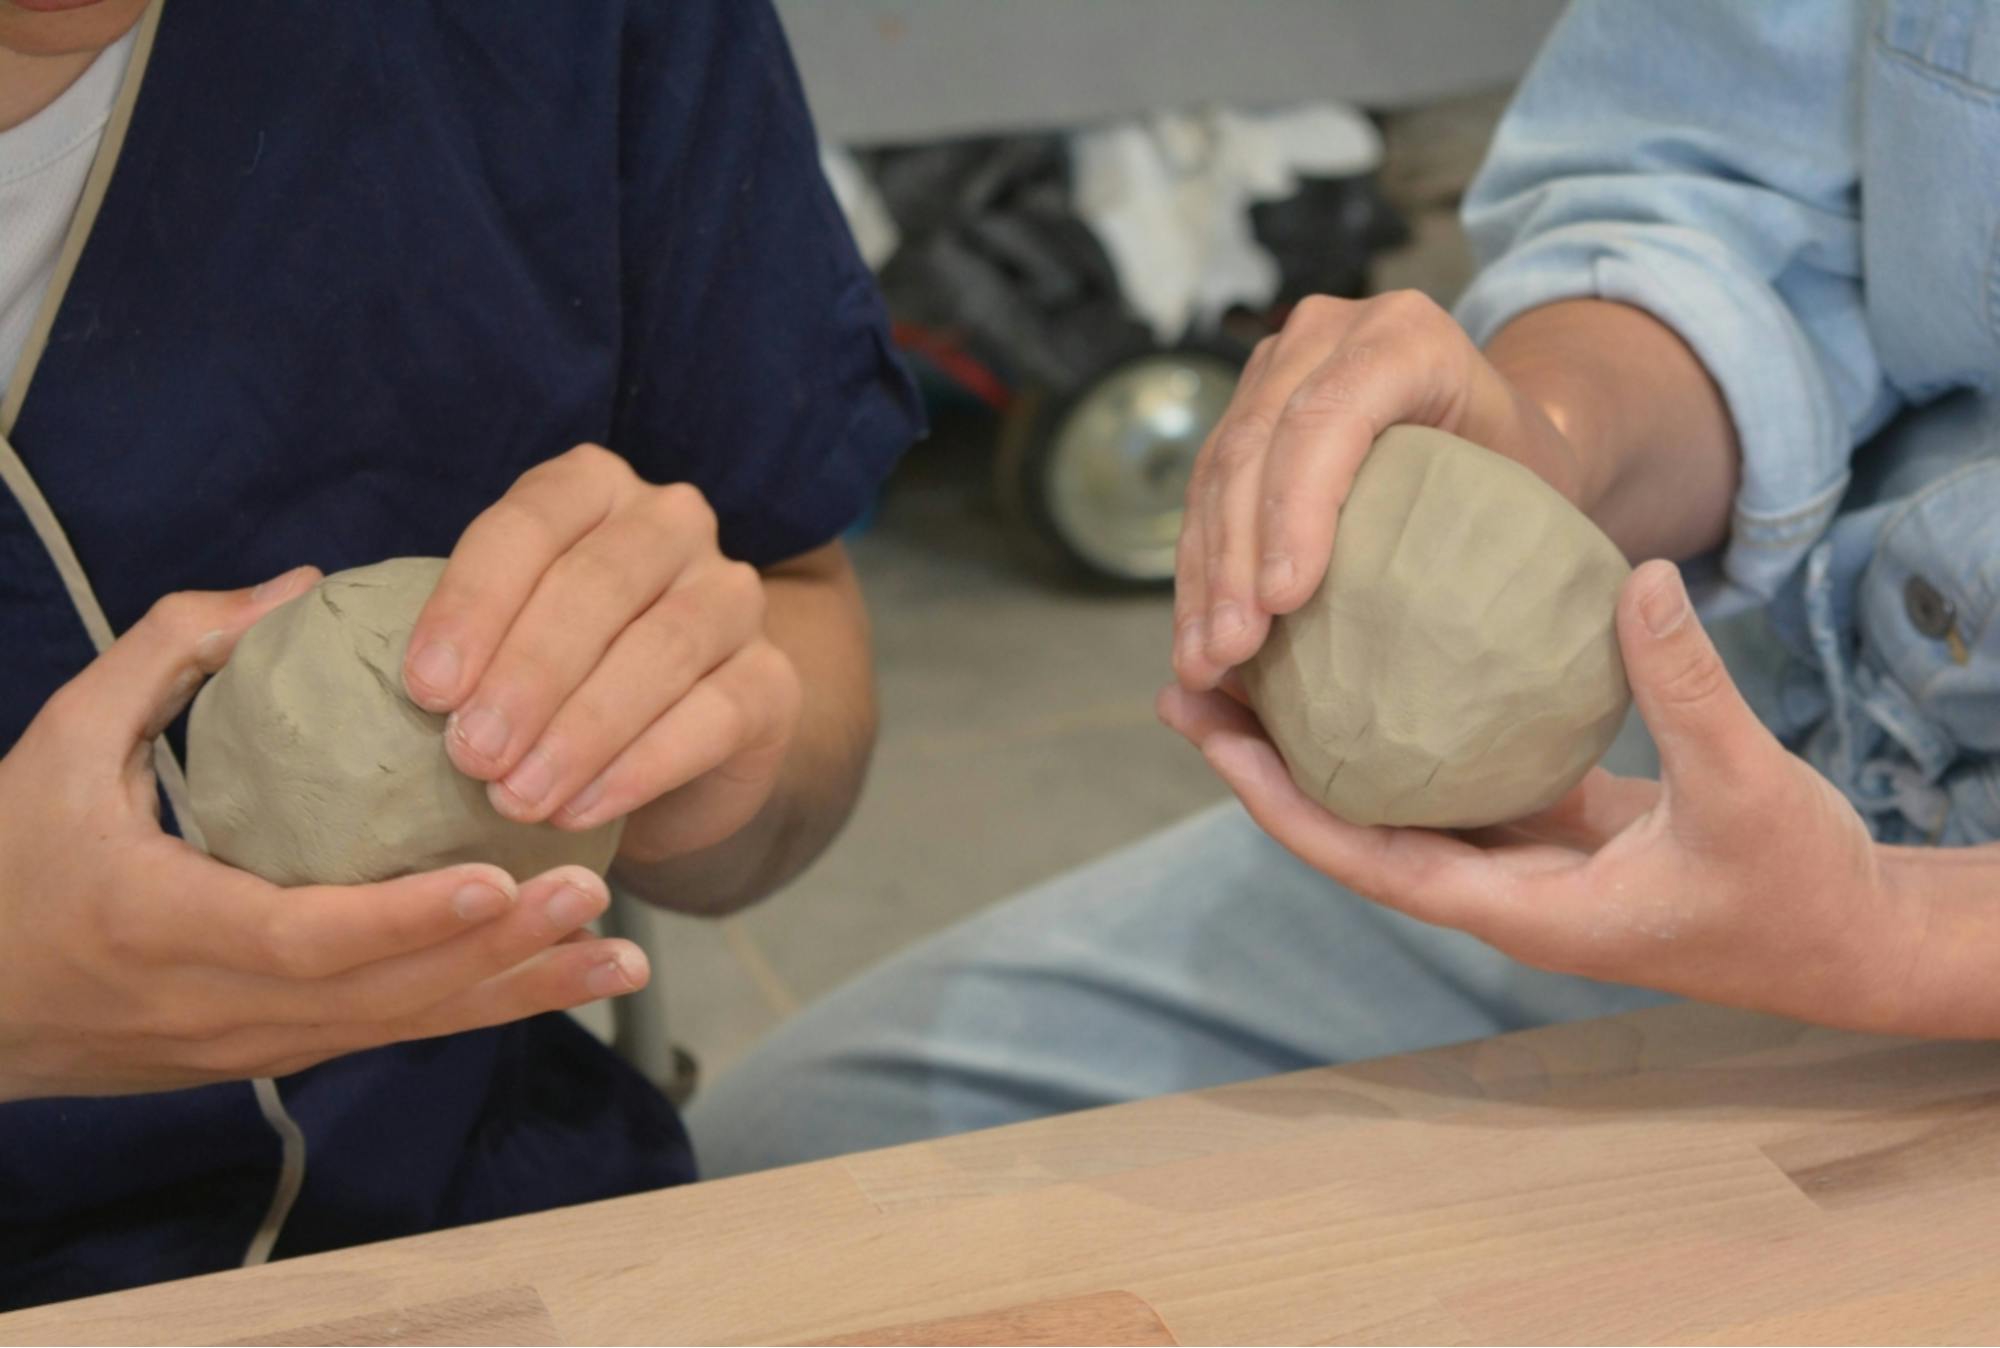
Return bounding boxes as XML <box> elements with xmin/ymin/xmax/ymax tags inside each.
<box><xmin>605</xmin><ymin>0</ymin><xmax>1565</xmax><ymax>1094</ymax></box>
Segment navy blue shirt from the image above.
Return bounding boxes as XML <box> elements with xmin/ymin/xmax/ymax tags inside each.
<box><xmin>0</xmin><ymin>1</ymin><xmax>921</xmax><ymax>1310</ymax></box>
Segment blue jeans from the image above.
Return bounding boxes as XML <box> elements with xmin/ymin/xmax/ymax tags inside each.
<box><xmin>686</xmin><ymin>717</ymin><xmax>1673</xmax><ymax>1177</ymax></box>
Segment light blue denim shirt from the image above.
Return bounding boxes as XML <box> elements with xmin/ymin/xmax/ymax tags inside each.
<box><xmin>1455</xmin><ymin>0</ymin><xmax>2000</xmax><ymax>844</ymax></box>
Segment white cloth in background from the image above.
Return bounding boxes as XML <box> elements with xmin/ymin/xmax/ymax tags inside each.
<box><xmin>819</xmin><ymin>144</ymin><xmax>900</xmax><ymax>273</ymax></box>
<box><xmin>0</xmin><ymin>28</ymin><xmax>135</xmax><ymax>400</ymax></box>
<box><xmin>1071</xmin><ymin>102</ymin><xmax>1381</xmax><ymax>343</ymax></box>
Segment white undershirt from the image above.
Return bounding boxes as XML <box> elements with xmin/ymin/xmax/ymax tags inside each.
<box><xmin>0</xmin><ymin>28</ymin><xmax>135</xmax><ymax>405</ymax></box>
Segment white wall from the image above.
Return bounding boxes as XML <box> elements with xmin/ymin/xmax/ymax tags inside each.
<box><xmin>777</xmin><ymin>0</ymin><xmax>1564</xmax><ymax>144</ymax></box>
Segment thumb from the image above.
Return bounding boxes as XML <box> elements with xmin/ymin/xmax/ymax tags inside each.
<box><xmin>1615</xmin><ymin>560</ymin><xmax>1771</xmax><ymax>790</ymax></box>
<box><xmin>63</xmin><ymin>566</ymin><xmax>322</xmax><ymax>755</ymax></box>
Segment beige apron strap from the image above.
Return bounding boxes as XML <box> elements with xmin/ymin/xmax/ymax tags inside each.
<box><xmin>0</xmin><ymin>0</ymin><xmax>197</xmax><ymax>845</ymax></box>
<box><xmin>0</xmin><ymin>0</ymin><xmax>307</xmax><ymax>1272</ymax></box>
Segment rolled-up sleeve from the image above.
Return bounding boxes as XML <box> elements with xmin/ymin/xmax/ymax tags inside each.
<box><xmin>1455</xmin><ymin>0</ymin><xmax>1900</xmax><ymax>608</ymax></box>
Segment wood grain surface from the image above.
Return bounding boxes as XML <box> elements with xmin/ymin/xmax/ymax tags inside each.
<box><xmin>7</xmin><ymin>1002</ymin><xmax>2000</xmax><ymax>1345</ymax></box>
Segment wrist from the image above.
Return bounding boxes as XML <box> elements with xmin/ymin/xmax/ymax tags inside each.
<box><xmin>1483</xmin><ymin>298</ymin><xmax>1739</xmax><ymax>559</ymax></box>
<box><xmin>1867</xmin><ymin>845</ymin><xmax>2000</xmax><ymax>1038</ymax></box>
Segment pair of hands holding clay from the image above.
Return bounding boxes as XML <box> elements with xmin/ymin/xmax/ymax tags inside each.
<box><xmin>0</xmin><ymin>447</ymin><xmax>800</xmax><ymax>1101</ymax></box>
<box><xmin>1158</xmin><ymin>292</ymin><xmax>1921</xmax><ymax>1033</ymax></box>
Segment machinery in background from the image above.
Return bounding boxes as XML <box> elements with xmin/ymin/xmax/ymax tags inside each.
<box><xmin>842</xmin><ymin>115</ymin><xmax>1407</xmax><ymax>586</ymax></box>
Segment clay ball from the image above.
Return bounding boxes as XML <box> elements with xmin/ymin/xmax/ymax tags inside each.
<box><xmin>1242</xmin><ymin>426</ymin><xmax>1632</xmax><ymax>829</ymax></box>
<box><xmin>188</xmin><ymin>557</ymin><xmax>623</xmax><ymax>886</ymax></box>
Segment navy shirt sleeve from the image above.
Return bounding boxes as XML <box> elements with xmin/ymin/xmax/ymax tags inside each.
<box><xmin>610</xmin><ymin>0</ymin><xmax>923</xmax><ymax>567</ymax></box>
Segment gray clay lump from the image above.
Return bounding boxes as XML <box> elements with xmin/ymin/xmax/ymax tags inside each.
<box><xmin>1243</xmin><ymin>425</ymin><xmax>1632</xmax><ymax>829</ymax></box>
<box><xmin>188</xmin><ymin>557</ymin><xmax>623</xmax><ymax>886</ymax></box>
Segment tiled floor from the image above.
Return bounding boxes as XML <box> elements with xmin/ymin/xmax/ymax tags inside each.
<box><xmin>619</xmin><ymin>92</ymin><xmax>1507</xmax><ymax>1090</ymax></box>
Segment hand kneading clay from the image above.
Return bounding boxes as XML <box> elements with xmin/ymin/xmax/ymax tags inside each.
<box><xmin>188</xmin><ymin>557</ymin><xmax>624</xmax><ymax>886</ymax></box>
<box><xmin>1242</xmin><ymin>425</ymin><xmax>1632</xmax><ymax>828</ymax></box>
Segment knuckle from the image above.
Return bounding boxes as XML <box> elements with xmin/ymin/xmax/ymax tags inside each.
<box><xmin>1371</xmin><ymin>287</ymin><xmax>1443</xmax><ymax>328</ymax></box>
<box><xmin>721</xmin><ymin>561</ymin><xmax>765</xmax><ymax>618</ymax></box>
<box><xmin>548</xmin><ymin>696</ymin><xmax>616</xmax><ymax>757</ymax></box>
<box><xmin>1288</xmin><ymin>293</ymin><xmax>1350</xmax><ymax>330</ymax></box>
<box><xmin>648</xmin><ymin>613</ymin><xmax>701</xmax><ymax>677</ymax></box>
<box><xmin>96</xmin><ymin>906</ymin><xmax>151</xmax><ymax>968</ymax></box>
<box><xmin>1211</xmin><ymin>413</ymin><xmax>1276</xmax><ymax>472</ymax></box>
<box><xmin>655</xmin><ymin>481</ymin><xmax>717</xmax><ymax>534</ymax></box>
<box><xmin>151</xmin><ymin>999</ymin><xmax>237</xmax><ymax>1047</ymax></box>
<box><xmin>478</xmin><ymin>496</ymin><xmax>557</xmax><ymax>553</ymax></box>
<box><xmin>499</xmin><ymin>643</ymin><xmax>566</xmax><ymax>703</ymax></box>
<box><xmin>1657</xmin><ymin>648</ymin><xmax>1731</xmax><ymax>710</ymax></box>
<box><xmin>1281</xmin><ymin>371</ymin><xmax>1360</xmax><ymax>422</ymax></box>
<box><xmin>260</xmin><ymin>910</ymin><xmax>332</xmax><ymax>980</ymax></box>
<box><xmin>553</xmin><ymin>541</ymin><xmax>636</xmax><ymax>602</ymax></box>
<box><xmin>557</xmin><ymin>442</ymin><xmax>625</xmax><ymax>479</ymax></box>
<box><xmin>142</xmin><ymin>590</ymin><xmax>207</xmax><ymax>639</ymax></box>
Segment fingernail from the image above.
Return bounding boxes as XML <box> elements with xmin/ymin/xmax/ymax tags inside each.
<box><xmin>499</xmin><ymin>748</ymin><xmax>556</xmax><ymax>812</ymax></box>
<box><xmin>452</xmin><ymin>881</ymin><xmax>511</xmax><ymax>922</ymax></box>
<box><xmin>545</xmin><ymin>881</ymin><xmax>606</xmax><ymax>932</ymax></box>
<box><xmin>450</xmin><ymin>704</ymin><xmax>510</xmax><ymax>762</ymax></box>
<box><xmin>1259</xmin><ymin>553</ymin><xmax>1294</xmax><ymax>597</ymax></box>
<box><xmin>586</xmin><ymin>949</ymin><xmax>645</xmax><ymax>998</ymax></box>
<box><xmin>407</xmin><ymin>641</ymin><xmax>461</xmax><ymax>702</ymax></box>
<box><xmin>1639</xmin><ymin>566</ymin><xmax>1689</xmax><ymax>637</ymax></box>
<box><xmin>1209</xmin><ymin>601</ymin><xmax>1246</xmax><ymax>644</ymax></box>
<box><xmin>558</xmin><ymin>774</ymin><xmax>608</xmax><ymax>826</ymax></box>
<box><xmin>252</xmin><ymin>566</ymin><xmax>313</xmax><ymax>603</ymax></box>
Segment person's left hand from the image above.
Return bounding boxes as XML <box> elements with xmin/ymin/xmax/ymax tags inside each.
<box><xmin>1159</xmin><ymin>560</ymin><xmax>1926</xmax><ymax>1032</ymax></box>
<box><xmin>401</xmin><ymin>445</ymin><xmax>803</xmax><ymax>862</ymax></box>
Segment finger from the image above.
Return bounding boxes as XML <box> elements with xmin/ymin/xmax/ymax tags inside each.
<box><xmin>1155</xmin><ymin>682</ymin><xmax>1264</xmax><ymax>748</ymax></box>
<box><xmin>492</xmin><ymin>560</ymin><xmax>764</xmax><ymax>823</ymax></box>
<box><xmin>194</xmin><ymin>935</ymin><xmax>648</xmax><ymax>1079</ymax></box>
<box><xmin>1456</xmin><ymin>768</ymin><xmax>1659</xmax><ymax>851</ymax></box>
<box><xmin>1171</xmin><ymin>513</ymin><xmax>1211</xmax><ymax>688</ymax></box>
<box><xmin>552</xmin><ymin>642</ymin><xmax>800</xmax><ymax>843</ymax></box>
<box><xmin>1616</xmin><ymin>561</ymin><xmax>1775</xmax><ymax>792</ymax></box>
<box><xmin>132</xmin><ymin>855</ymin><xmax>523</xmax><ymax>978</ymax></box>
<box><xmin>1253</xmin><ymin>293</ymin><xmax>1464</xmax><ymax>616</ymax></box>
<box><xmin>404</xmin><ymin>444</ymin><xmax>639</xmax><ymax>713</ymax></box>
<box><xmin>1200</xmin><ymin>728</ymin><xmax>1539</xmax><ymax>936</ymax></box>
<box><xmin>52</xmin><ymin>567</ymin><xmax>321</xmax><ymax>760</ymax></box>
<box><xmin>288</xmin><ymin>866</ymin><xmax>613</xmax><ymax>1025</ymax></box>
<box><xmin>448</xmin><ymin>495</ymin><xmax>719</xmax><ymax>783</ymax></box>
<box><xmin>1173</xmin><ymin>335</ymin><xmax>1277</xmax><ymax>686</ymax></box>
<box><xmin>1197</xmin><ymin>329</ymin><xmax>1352</xmax><ymax>675</ymax></box>
<box><xmin>385</xmin><ymin>936</ymin><xmax>650</xmax><ymax>1042</ymax></box>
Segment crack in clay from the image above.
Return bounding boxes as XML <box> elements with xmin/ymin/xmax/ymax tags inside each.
<box><xmin>1321</xmin><ymin>755</ymin><xmax>1348</xmax><ymax>799</ymax></box>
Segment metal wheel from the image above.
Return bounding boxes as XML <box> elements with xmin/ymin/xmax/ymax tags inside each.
<box><xmin>1024</xmin><ymin>348</ymin><xmax>1241</xmax><ymax>584</ymax></box>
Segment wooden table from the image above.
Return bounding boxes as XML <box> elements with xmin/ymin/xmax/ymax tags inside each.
<box><xmin>9</xmin><ymin>1002</ymin><xmax>2000</xmax><ymax>1345</ymax></box>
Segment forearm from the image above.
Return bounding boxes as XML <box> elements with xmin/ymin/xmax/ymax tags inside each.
<box><xmin>1873</xmin><ymin>844</ymin><xmax>2000</xmax><ymax>1038</ymax></box>
<box><xmin>615</xmin><ymin>542</ymin><xmax>877</xmax><ymax>915</ymax></box>
<box><xmin>1485</xmin><ymin>299</ymin><xmax>1741</xmax><ymax>563</ymax></box>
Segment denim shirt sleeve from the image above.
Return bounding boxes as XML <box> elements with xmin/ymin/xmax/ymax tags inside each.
<box><xmin>1454</xmin><ymin>0</ymin><xmax>1902</xmax><ymax>611</ymax></box>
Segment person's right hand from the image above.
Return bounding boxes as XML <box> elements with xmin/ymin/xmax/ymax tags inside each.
<box><xmin>0</xmin><ymin>569</ymin><xmax>650</xmax><ymax>1103</ymax></box>
<box><xmin>1174</xmin><ymin>291</ymin><xmax>1589</xmax><ymax>692</ymax></box>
